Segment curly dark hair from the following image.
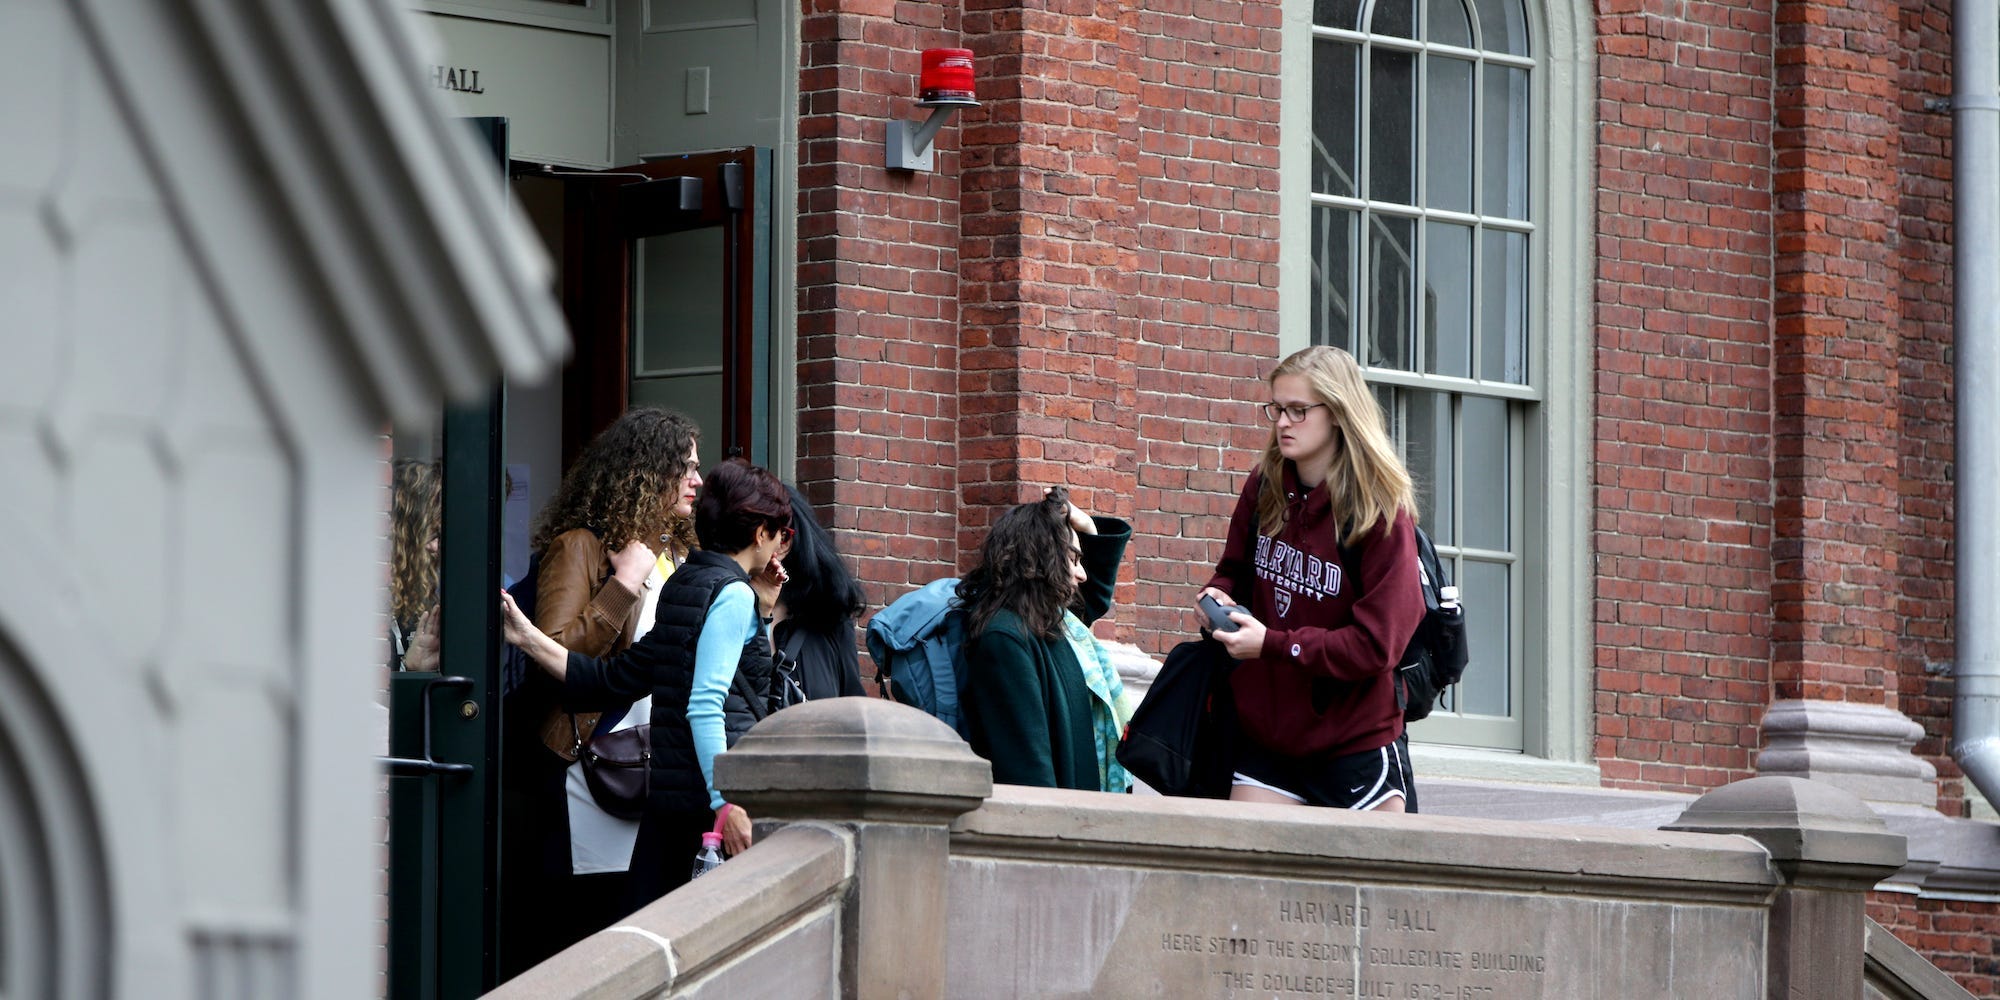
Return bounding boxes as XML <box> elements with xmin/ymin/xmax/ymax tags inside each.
<box><xmin>389</xmin><ymin>458</ymin><xmax>441</xmax><ymax>628</ymax></box>
<box><xmin>695</xmin><ymin>458</ymin><xmax>792</xmax><ymax>555</ymax></box>
<box><xmin>530</xmin><ymin>408</ymin><xmax>701</xmax><ymax>556</ymax></box>
<box><xmin>778</xmin><ymin>483</ymin><xmax>867</xmax><ymax>633</ymax></box>
<box><xmin>956</xmin><ymin>488</ymin><xmax>1080</xmax><ymax>641</ymax></box>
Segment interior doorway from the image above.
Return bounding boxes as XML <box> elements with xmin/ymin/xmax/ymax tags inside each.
<box><xmin>538</xmin><ymin>146</ymin><xmax>775</xmax><ymax>474</ymax></box>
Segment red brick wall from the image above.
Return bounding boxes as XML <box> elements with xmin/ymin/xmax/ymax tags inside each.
<box><xmin>799</xmin><ymin>0</ymin><xmax>1282</xmax><ymax>649</ymax></box>
<box><xmin>1126</xmin><ymin>0</ymin><xmax>1284</xmax><ymax>649</ymax></box>
<box><xmin>1869</xmin><ymin>893</ymin><xmax>2000</xmax><ymax>997</ymax></box>
<box><xmin>957</xmin><ymin>0</ymin><xmax>1143</xmax><ymax>593</ymax></box>
<box><xmin>797</xmin><ymin>0</ymin><xmax>968</xmax><ymax>606</ymax></box>
<box><xmin>1592</xmin><ymin>0</ymin><xmax>1776</xmax><ymax>792</ymax></box>
<box><xmin>1768</xmin><ymin>0</ymin><xmax>1903</xmax><ymax>708</ymax></box>
<box><xmin>1891</xmin><ymin>0</ymin><xmax>1963</xmax><ymax>815</ymax></box>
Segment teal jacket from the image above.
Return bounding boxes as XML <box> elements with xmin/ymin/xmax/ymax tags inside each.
<box><xmin>962</xmin><ymin>517</ymin><xmax>1131</xmax><ymax>790</ymax></box>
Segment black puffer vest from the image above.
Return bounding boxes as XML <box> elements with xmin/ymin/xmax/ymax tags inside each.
<box><xmin>641</xmin><ymin>550</ymin><xmax>775</xmax><ymax>813</ymax></box>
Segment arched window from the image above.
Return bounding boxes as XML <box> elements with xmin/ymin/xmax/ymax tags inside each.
<box><xmin>1311</xmin><ymin>0</ymin><xmax>1536</xmax><ymax>749</ymax></box>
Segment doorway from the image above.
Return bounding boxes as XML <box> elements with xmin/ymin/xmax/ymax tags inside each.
<box><xmin>547</xmin><ymin>146</ymin><xmax>775</xmax><ymax>473</ymax></box>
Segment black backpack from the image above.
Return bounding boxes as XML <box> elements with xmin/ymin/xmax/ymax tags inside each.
<box><xmin>1394</xmin><ymin>526</ymin><xmax>1468</xmax><ymax>722</ymax></box>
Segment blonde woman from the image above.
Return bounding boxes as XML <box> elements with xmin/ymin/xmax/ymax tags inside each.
<box><xmin>1199</xmin><ymin>346</ymin><xmax>1426</xmax><ymax>812</ymax></box>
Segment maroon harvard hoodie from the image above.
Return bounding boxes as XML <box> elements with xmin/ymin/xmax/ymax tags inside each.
<box><xmin>1204</xmin><ymin>464</ymin><xmax>1426</xmax><ymax>759</ymax></box>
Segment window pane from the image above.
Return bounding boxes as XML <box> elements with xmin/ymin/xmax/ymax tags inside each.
<box><xmin>1313</xmin><ymin>41</ymin><xmax>1361</xmax><ymax>197</ymax></box>
<box><xmin>1364</xmin><ymin>213</ymin><xmax>1416</xmax><ymax>370</ymax></box>
<box><xmin>1423</xmin><ymin>221</ymin><xmax>1473</xmax><ymax>377</ymax></box>
<box><xmin>631</xmin><ymin>374</ymin><xmax>726</xmax><ymax>472</ymax></box>
<box><xmin>1312</xmin><ymin>206</ymin><xmax>1359</xmax><ymax>351</ymax></box>
<box><xmin>1371</xmin><ymin>0</ymin><xmax>1417</xmax><ymax>38</ymax></box>
<box><xmin>634</xmin><ymin>229</ymin><xmax>725</xmax><ymax>373</ymax></box>
<box><xmin>1425</xmin><ymin>56</ymin><xmax>1475</xmax><ymax>214</ymax></box>
<box><xmin>1315</xmin><ymin>0</ymin><xmax>1364</xmax><ymax>29</ymax></box>
<box><xmin>1427</xmin><ymin>0</ymin><xmax>1473</xmax><ymax>48</ymax></box>
<box><xmin>1480</xmin><ymin>64</ymin><xmax>1531</xmax><ymax>220</ymax></box>
<box><xmin>1368</xmin><ymin>50</ymin><xmax>1416</xmax><ymax>205</ymax></box>
<box><xmin>1404</xmin><ymin>388</ymin><xmax>1454</xmax><ymax>543</ymax></box>
<box><xmin>1456</xmin><ymin>558</ymin><xmax>1511</xmax><ymax>716</ymax></box>
<box><xmin>1473</xmin><ymin>0</ymin><xmax>1530</xmax><ymax>55</ymax></box>
<box><xmin>1460</xmin><ymin>394</ymin><xmax>1508</xmax><ymax>549</ymax></box>
<box><xmin>1479</xmin><ymin>228</ymin><xmax>1529</xmax><ymax>383</ymax></box>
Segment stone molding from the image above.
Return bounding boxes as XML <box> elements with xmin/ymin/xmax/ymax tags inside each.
<box><xmin>1756</xmin><ymin>700</ymin><xmax>1939</xmax><ymax>807</ymax></box>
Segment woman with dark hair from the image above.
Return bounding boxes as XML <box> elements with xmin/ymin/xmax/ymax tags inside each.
<box><xmin>501</xmin><ymin>457</ymin><xmax>794</xmax><ymax>907</ymax></box>
<box><xmin>957</xmin><ymin>488</ymin><xmax>1133</xmax><ymax>791</ymax></box>
<box><xmin>499</xmin><ymin>407</ymin><xmax>702</xmax><ymax>973</ymax></box>
<box><xmin>772</xmin><ymin>483</ymin><xmax>867</xmax><ymax>700</ymax></box>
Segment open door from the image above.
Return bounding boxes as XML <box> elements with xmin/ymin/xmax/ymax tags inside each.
<box><xmin>557</xmin><ymin>147</ymin><xmax>770</xmax><ymax>471</ymax></box>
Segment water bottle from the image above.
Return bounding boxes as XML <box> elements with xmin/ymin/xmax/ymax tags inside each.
<box><xmin>690</xmin><ymin>832</ymin><xmax>725</xmax><ymax>881</ymax></box>
<box><xmin>1439</xmin><ymin>585</ymin><xmax>1460</xmax><ymax>612</ymax></box>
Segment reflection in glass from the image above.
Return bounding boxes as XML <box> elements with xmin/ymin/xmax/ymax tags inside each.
<box><xmin>1480</xmin><ymin>228</ymin><xmax>1529</xmax><ymax>384</ymax></box>
<box><xmin>1313</xmin><ymin>41</ymin><xmax>1361</xmax><ymax>197</ymax></box>
<box><xmin>1460</xmin><ymin>395</ymin><xmax>1509</xmax><ymax>549</ymax></box>
<box><xmin>1312</xmin><ymin>206</ymin><xmax>1359</xmax><ymax>351</ymax></box>
<box><xmin>1474</xmin><ymin>0</ymin><xmax>1530</xmax><ymax>55</ymax></box>
<box><xmin>1428</xmin><ymin>0</ymin><xmax>1474</xmax><ymax>48</ymax></box>
<box><xmin>1368</xmin><ymin>51</ymin><xmax>1417</xmax><ymax>205</ymax></box>
<box><xmin>635</xmin><ymin>230</ymin><xmax>725</xmax><ymax>375</ymax></box>
<box><xmin>1426</xmin><ymin>57</ymin><xmax>1476</xmax><ymax>214</ymax></box>
<box><xmin>1315</xmin><ymin>0</ymin><xmax>1364</xmax><ymax>29</ymax></box>
<box><xmin>1403</xmin><ymin>389</ymin><xmax>1455</xmax><ymax>544</ymax></box>
<box><xmin>633</xmin><ymin>227</ymin><xmax>728</xmax><ymax>469</ymax></box>
<box><xmin>1424</xmin><ymin>221</ymin><xmax>1473</xmax><ymax>378</ymax></box>
<box><xmin>388</xmin><ymin>456</ymin><xmax>442</xmax><ymax>672</ymax></box>
<box><xmin>1457</xmin><ymin>558</ymin><xmax>1511</xmax><ymax>716</ymax></box>
<box><xmin>1365</xmin><ymin>214</ymin><xmax>1416</xmax><ymax>371</ymax></box>
<box><xmin>1371</xmin><ymin>0</ymin><xmax>1417</xmax><ymax>39</ymax></box>
<box><xmin>1481</xmin><ymin>64</ymin><xmax>1531</xmax><ymax>221</ymax></box>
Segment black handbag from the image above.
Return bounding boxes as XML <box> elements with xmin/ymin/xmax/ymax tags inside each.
<box><xmin>1115</xmin><ymin>636</ymin><xmax>1237</xmax><ymax>798</ymax></box>
<box><xmin>574</xmin><ymin>714</ymin><xmax>650</xmax><ymax>821</ymax></box>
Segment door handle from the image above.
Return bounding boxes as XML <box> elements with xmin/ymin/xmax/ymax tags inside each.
<box><xmin>379</xmin><ymin>675</ymin><xmax>477</xmax><ymax>777</ymax></box>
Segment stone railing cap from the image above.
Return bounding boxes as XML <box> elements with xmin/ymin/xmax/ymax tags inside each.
<box><xmin>1664</xmin><ymin>776</ymin><xmax>1907</xmax><ymax>882</ymax></box>
<box><xmin>715</xmin><ymin>697</ymin><xmax>993</xmax><ymax>823</ymax></box>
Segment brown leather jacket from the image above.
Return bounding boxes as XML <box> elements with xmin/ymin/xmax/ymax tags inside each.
<box><xmin>534</xmin><ymin>527</ymin><xmax>644</xmax><ymax>758</ymax></box>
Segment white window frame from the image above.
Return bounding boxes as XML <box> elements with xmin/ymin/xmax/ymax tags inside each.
<box><xmin>1280</xmin><ymin>0</ymin><xmax>1597</xmax><ymax>782</ymax></box>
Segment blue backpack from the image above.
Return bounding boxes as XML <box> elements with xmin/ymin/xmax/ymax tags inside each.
<box><xmin>864</xmin><ymin>577</ymin><xmax>970</xmax><ymax>737</ymax></box>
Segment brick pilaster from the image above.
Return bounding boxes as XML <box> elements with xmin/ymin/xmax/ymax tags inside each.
<box><xmin>798</xmin><ymin>1</ymin><xmax>967</xmax><ymax>602</ymax></box>
<box><xmin>1768</xmin><ymin>0</ymin><xmax>1902</xmax><ymax>706</ymax></box>
<box><xmin>1592</xmin><ymin>0</ymin><xmax>1776</xmax><ymax>791</ymax></box>
<box><xmin>956</xmin><ymin>0</ymin><xmax>1142</xmax><ymax>596</ymax></box>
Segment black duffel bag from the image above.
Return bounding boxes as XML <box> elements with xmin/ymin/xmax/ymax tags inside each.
<box><xmin>1116</xmin><ymin>636</ymin><xmax>1237</xmax><ymax>798</ymax></box>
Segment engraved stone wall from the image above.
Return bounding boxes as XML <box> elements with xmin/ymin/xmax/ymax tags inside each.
<box><xmin>946</xmin><ymin>861</ymin><xmax>1764</xmax><ymax>999</ymax></box>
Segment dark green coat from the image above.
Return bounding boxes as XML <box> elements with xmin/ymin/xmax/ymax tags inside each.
<box><xmin>962</xmin><ymin>518</ymin><xmax>1131</xmax><ymax>790</ymax></box>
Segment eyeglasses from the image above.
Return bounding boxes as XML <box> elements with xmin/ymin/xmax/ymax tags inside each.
<box><xmin>1261</xmin><ymin>402</ymin><xmax>1327</xmax><ymax>423</ymax></box>
<box><xmin>778</xmin><ymin>525</ymin><xmax>796</xmax><ymax>543</ymax></box>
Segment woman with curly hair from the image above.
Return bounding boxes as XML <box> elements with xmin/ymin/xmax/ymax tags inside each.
<box><xmin>957</xmin><ymin>487</ymin><xmax>1133</xmax><ymax>791</ymax></box>
<box><xmin>502</xmin><ymin>457</ymin><xmax>794</xmax><ymax>908</ymax></box>
<box><xmin>387</xmin><ymin>458</ymin><xmax>441</xmax><ymax>671</ymax></box>
<box><xmin>771</xmin><ymin>483</ymin><xmax>868</xmax><ymax>700</ymax></box>
<box><xmin>500</xmin><ymin>407</ymin><xmax>702</xmax><ymax>975</ymax></box>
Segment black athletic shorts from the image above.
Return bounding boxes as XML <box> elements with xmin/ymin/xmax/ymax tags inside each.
<box><xmin>1233</xmin><ymin>735</ymin><xmax>1413</xmax><ymax>810</ymax></box>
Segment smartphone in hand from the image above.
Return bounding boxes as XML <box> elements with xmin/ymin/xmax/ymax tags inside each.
<box><xmin>1198</xmin><ymin>594</ymin><xmax>1240</xmax><ymax>633</ymax></box>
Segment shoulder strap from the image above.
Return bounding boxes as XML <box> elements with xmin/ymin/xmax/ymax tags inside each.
<box><xmin>732</xmin><ymin>668</ymin><xmax>769</xmax><ymax>722</ymax></box>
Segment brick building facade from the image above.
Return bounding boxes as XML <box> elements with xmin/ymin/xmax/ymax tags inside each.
<box><xmin>787</xmin><ymin>0</ymin><xmax>1995</xmax><ymax>991</ymax></box>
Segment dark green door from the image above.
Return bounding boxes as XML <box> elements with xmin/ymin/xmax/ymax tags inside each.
<box><xmin>384</xmin><ymin>117</ymin><xmax>511</xmax><ymax>999</ymax></box>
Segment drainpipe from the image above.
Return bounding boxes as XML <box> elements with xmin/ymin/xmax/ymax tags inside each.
<box><xmin>1953</xmin><ymin>0</ymin><xmax>2000</xmax><ymax>812</ymax></box>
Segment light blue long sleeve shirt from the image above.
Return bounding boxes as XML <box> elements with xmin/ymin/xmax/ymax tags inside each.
<box><xmin>686</xmin><ymin>581</ymin><xmax>761</xmax><ymax>811</ymax></box>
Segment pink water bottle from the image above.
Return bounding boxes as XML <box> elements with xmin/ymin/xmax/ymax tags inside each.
<box><xmin>690</xmin><ymin>832</ymin><xmax>725</xmax><ymax>881</ymax></box>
